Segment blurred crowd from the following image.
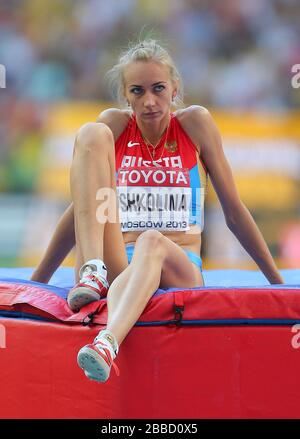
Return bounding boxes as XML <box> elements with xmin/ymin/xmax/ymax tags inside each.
<box><xmin>1</xmin><ymin>0</ymin><xmax>299</xmax><ymax>106</ymax></box>
<box><xmin>0</xmin><ymin>0</ymin><xmax>299</xmax><ymax>193</ymax></box>
<box><xmin>0</xmin><ymin>0</ymin><xmax>299</xmax><ymax>266</ymax></box>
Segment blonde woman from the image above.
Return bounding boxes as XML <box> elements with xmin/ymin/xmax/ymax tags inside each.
<box><xmin>31</xmin><ymin>39</ymin><xmax>283</xmax><ymax>382</ymax></box>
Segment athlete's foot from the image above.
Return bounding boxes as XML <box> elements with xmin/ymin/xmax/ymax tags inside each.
<box><xmin>67</xmin><ymin>259</ymin><xmax>109</xmax><ymax>312</ymax></box>
<box><xmin>77</xmin><ymin>330</ymin><xmax>119</xmax><ymax>382</ymax></box>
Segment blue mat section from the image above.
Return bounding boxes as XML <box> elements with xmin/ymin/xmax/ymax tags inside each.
<box><xmin>0</xmin><ymin>267</ymin><xmax>299</xmax><ymax>290</ymax></box>
<box><xmin>0</xmin><ymin>267</ymin><xmax>299</xmax><ymax>324</ymax></box>
<box><xmin>0</xmin><ymin>268</ymin><xmax>74</xmax><ymax>290</ymax></box>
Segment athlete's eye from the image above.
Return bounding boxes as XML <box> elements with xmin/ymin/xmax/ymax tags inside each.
<box><xmin>130</xmin><ymin>87</ymin><xmax>143</xmax><ymax>95</ymax></box>
<box><xmin>153</xmin><ymin>84</ymin><xmax>165</xmax><ymax>92</ymax></box>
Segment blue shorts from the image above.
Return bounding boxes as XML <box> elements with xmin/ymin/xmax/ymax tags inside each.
<box><xmin>125</xmin><ymin>244</ymin><xmax>202</xmax><ymax>272</ymax></box>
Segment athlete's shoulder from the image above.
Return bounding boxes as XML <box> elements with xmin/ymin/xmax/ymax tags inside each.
<box><xmin>96</xmin><ymin>108</ymin><xmax>132</xmax><ymax>141</ymax></box>
<box><xmin>175</xmin><ymin>105</ymin><xmax>212</xmax><ymax>126</ymax></box>
<box><xmin>173</xmin><ymin>106</ymin><xmax>212</xmax><ymax>150</ymax></box>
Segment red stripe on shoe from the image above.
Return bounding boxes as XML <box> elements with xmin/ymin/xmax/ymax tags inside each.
<box><xmin>74</xmin><ymin>276</ymin><xmax>108</xmax><ymax>296</ymax></box>
<box><xmin>84</xmin><ymin>275</ymin><xmax>108</xmax><ymax>297</ymax></box>
<box><xmin>88</xmin><ymin>342</ymin><xmax>120</xmax><ymax>376</ymax></box>
<box><xmin>74</xmin><ymin>283</ymin><xmax>102</xmax><ymax>297</ymax></box>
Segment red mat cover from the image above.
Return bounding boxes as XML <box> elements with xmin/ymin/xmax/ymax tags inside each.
<box><xmin>1</xmin><ymin>280</ymin><xmax>300</xmax><ymax>418</ymax></box>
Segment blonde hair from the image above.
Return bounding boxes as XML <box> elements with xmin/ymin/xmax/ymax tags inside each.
<box><xmin>106</xmin><ymin>39</ymin><xmax>184</xmax><ymax>107</ymax></box>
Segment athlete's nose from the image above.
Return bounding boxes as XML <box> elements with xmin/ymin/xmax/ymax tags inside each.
<box><xmin>143</xmin><ymin>91</ymin><xmax>156</xmax><ymax>109</ymax></box>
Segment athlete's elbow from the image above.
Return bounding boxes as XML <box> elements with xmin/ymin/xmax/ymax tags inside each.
<box><xmin>225</xmin><ymin>214</ymin><xmax>238</xmax><ymax>232</ymax></box>
<box><xmin>224</xmin><ymin>202</ymin><xmax>246</xmax><ymax>231</ymax></box>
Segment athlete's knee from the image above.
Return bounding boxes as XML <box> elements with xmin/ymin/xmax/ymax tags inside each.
<box><xmin>74</xmin><ymin>122</ymin><xmax>114</xmax><ymax>155</ymax></box>
<box><xmin>135</xmin><ymin>230</ymin><xmax>165</xmax><ymax>253</ymax></box>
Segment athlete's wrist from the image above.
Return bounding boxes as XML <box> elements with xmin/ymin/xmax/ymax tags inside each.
<box><xmin>30</xmin><ymin>266</ymin><xmax>53</xmax><ymax>284</ymax></box>
<box><xmin>267</xmin><ymin>272</ymin><xmax>284</xmax><ymax>285</ymax></box>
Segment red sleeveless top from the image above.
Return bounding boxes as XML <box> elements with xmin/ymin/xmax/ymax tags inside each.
<box><xmin>115</xmin><ymin>113</ymin><xmax>207</xmax><ymax>233</ymax></box>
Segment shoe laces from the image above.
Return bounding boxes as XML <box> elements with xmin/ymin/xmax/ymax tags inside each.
<box><xmin>91</xmin><ymin>340</ymin><xmax>120</xmax><ymax>376</ymax></box>
<box><xmin>81</xmin><ymin>266</ymin><xmax>109</xmax><ymax>289</ymax></box>
<box><xmin>94</xmin><ymin>333</ymin><xmax>118</xmax><ymax>356</ymax></box>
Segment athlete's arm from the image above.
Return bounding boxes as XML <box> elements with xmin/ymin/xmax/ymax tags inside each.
<box><xmin>30</xmin><ymin>203</ymin><xmax>75</xmax><ymax>283</ymax></box>
<box><xmin>186</xmin><ymin>106</ymin><xmax>283</xmax><ymax>284</ymax></box>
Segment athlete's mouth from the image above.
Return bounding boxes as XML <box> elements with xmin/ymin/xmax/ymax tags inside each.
<box><xmin>143</xmin><ymin>111</ymin><xmax>160</xmax><ymax>117</ymax></box>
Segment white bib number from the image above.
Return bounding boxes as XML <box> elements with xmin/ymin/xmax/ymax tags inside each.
<box><xmin>117</xmin><ymin>167</ymin><xmax>192</xmax><ymax>232</ymax></box>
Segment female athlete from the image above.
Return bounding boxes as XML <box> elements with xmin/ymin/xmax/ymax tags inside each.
<box><xmin>31</xmin><ymin>39</ymin><xmax>283</xmax><ymax>382</ymax></box>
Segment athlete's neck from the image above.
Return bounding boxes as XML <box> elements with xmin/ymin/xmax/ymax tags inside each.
<box><xmin>135</xmin><ymin>112</ymin><xmax>171</xmax><ymax>146</ymax></box>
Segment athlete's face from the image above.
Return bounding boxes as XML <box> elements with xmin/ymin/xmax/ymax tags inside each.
<box><xmin>123</xmin><ymin>61</ymin><xmax>177</xmax><ymax>121</ymax></box>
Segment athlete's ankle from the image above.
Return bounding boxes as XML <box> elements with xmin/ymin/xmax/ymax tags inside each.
<box><xmin>95</xmin><ymin>329</ymin><xmax>119</xmax><ymax>358</ymax></box>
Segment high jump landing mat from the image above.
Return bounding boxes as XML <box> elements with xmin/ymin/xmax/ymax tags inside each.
<box><xmin>0</xmin><ymin>268</ymin><xmax>300</xmax><ymax>419</ymax></box>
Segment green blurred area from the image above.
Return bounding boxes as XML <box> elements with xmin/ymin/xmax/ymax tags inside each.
<box><xmin>0</xmin><ymin>132</ymin><xmax>42</xmax><ymax>193</ymax></box>
<box><xmin>0</xmin><ymin>101</ymin><xmax>299</xmax><ymax>269</ymax></box>
<box><xmin>0</xmin><ymin>0</ymin><xmax>300</xmax><ymax>268</ymax></box>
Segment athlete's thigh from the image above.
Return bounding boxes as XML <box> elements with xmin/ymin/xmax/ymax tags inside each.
<box><xmin>103</xmin><ymin>136</ymin><xmax>128</xmax><ymax>283</ymax></box>
<box><xmin>159</xmin><ymin>237</ymin><xmax>203</xmax><ymax>289</ymax></box>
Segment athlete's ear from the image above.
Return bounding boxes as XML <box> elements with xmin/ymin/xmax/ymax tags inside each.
<box><xmin>172</xmin><ymin>81</ymin><xmax>179</xmax><ymax>101</ymax></box>
<box><xmin>124</xmin><ymin>94</ymin><xmax>130</xmax><ymax>107</ymax></box>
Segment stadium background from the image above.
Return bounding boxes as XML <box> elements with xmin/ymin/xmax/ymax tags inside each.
<box><xmin>0</xmin><ymin>0</ymin><xmax>299</xmax><ymax>272</ymax></box>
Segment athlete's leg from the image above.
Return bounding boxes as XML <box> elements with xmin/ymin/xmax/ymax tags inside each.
<box><xmin>77</xmin><ymin>230</ymin><xmax>203</xmax><ymax>381</ymax></box>
<box><xmin>71</xmin><ymin>122</ymin><xmax>112</xmax><ymax>261</ymax></box>
<box><xmin>103</xmin><ymin>141</ymin><xmax>128</xmax><ymax>285</ymax></box>
<box><xmin>73</xmin><ymin>221</ymin><xmax>128</xmax><ymax>285</ymax></box>
<box><xmin>106</xmin><ymin>230</ymin><xmax>203</xmax><ymax>344</ymax></box>
<box><xmin>71</xmin><ymin>122</ymin><xmax>127</xmax><ymax>284</ymax></box>
<box><xmin>74</xmin><ymin>240</ymin><xmax>83</xmax><ymax>284</ymax></box>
